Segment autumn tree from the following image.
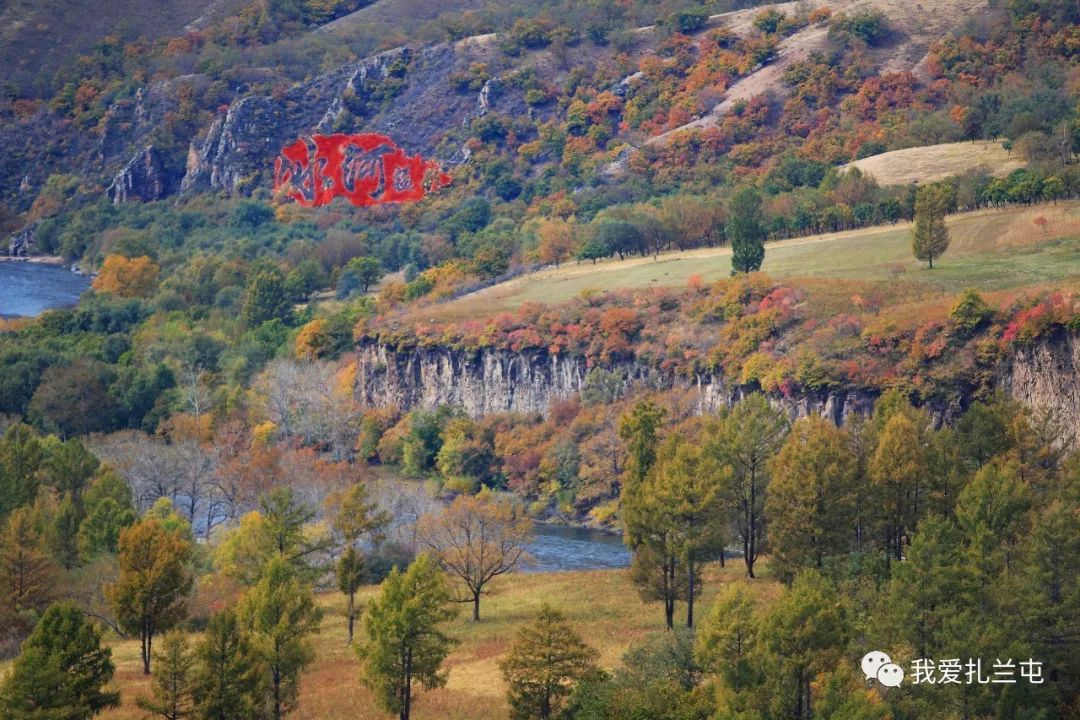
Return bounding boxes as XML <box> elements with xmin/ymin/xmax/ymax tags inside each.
<box><xmin>137</xmin><ymin>631</ymin><xmax>195</xmax><ymax>720</ymax></box>
<box><xmin>911</xmin><ymin>183</ymin><xmax>951</xmax><ymax>268</ymax></box>
<box><xmin>704</xmin><ymin>395</ymin><xmax>787</xmax><ymax>578</ymax></box>
<box><xmin>358</xmin><ymin>554</ymin><xmax>458</xmax><ymax>720</ymax></box>
<box><xmin>535</xmin><ymin>217</ymin><xmax>576</xmax><ymax>268</ymax></box>
<box><xmin>240</xmin><ymin>557</ymin><xmax>322</xmax><ymax>720</ymax></box>
<box><xmin>0</xmin><ymin>506</ymin><xmax>58</xmax><ymax>618</ymax></box>
<box><xmin>728</xmin><ymin>186</ymin><xmax>766</xmax><ymax>273</ymax></box>
<box><xmin>193</xmin><ymin>610</ymin><xmax>260</xmax><ymax>720</ymax></box>
<box><xmin>500</xmin><ymin>605</ymin><xmax>599</xmax><ymax>720</ymax></box>
<box><xmin>0</xmin><ymin>602</ymin><xmax>120</xmax><ymax>719</ymax></box>
<box><xmin>107</xmin><ymin>517</ymin><xmax>194</xmax><ymax>674</ymax></box>
<box><xmin>417</xmin><ymin>490</ymin><xmax>533</xmax><ymax>621</ymax></box>
<box><xmin>870</xmin><ymin>412</ymin><xmax>928</xmax><ymax>560</ymax></box>
<box><xmin>92</xmin><ymin>254</ymin><xmax>161</xmax><ymax>298</ymax></box>
<box><xmin>329</xmin><ymin>481</ymin><xmax>390</xmax><ymax>642</ymax></box>
<box><xmin>647</xmin><ymin>435</ymin><xmax>727</xmax><ymax>627</ymax></box>
<box><xmin>294</xmin><ymin>318</ymin><xmax>333</xmax><ymax>360</ymax></box>
<box><xmin>766</xmin><ymin>417</ymin><xmax>858</xmax><ymax>583</ymax></box>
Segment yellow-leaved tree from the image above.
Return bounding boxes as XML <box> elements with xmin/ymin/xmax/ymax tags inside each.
<box><xmin>92</xmin><ymin>255</ymin><xmax>161</xmax><ymax>297</ymax></box>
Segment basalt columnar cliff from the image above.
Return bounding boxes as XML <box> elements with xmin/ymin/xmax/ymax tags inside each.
<box><xmin>353</xmin><ymin>330</ymin><xmax>1080</xmax><ymax>446</ymax></box>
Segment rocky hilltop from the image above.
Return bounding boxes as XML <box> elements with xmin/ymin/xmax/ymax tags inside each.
<box><xmin>352</xmin><ymin>331</ymin><xmax>1080</xmax><ymax>445</ymax></box>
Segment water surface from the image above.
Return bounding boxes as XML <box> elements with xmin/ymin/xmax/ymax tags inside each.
<box><xmin>526</xmin><ymin>523</ymin><xmax>631</xmax><ymax>573</ymax></box>
<box><xmin>0</xmin><ymin>262</ymin><xmax>90</xmax><ymax>317</ymax></box>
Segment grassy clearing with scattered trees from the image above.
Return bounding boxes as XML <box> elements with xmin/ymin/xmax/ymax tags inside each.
<box><xmin>419</xmin><ymin>201</ymin><xmax>1080</xmax><ymax>323</ymax></box>
<box><xmin>58</xmin><ymin>564</ymin><xmax>775</xmax><ymax>720</ymax></box>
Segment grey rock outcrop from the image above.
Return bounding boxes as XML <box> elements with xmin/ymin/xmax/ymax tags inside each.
<box><xmin>178</xmin><ymin>44</ymin><xmax>487</xmax><ymax>196</ymax></box>
<box><xmin>1000</xmin><ymin>329</ymin><xmax>1080</xmax><ymax>446</ymax></box>
<box><xmin>8</xmin><ymin>223</ymin><xmax>36</xmax><ymax>257</ymax></box>
<box><xmin>107</xmin><ymin>146</ymin><xmax>167</xmax><ymax>204</ymax></box>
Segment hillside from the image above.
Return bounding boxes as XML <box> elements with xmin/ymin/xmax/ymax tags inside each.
<box><xmin>0</xmin><ymin>0</ymin><xmax>247</xmax><ymax>94</ymax></box>
<box><xmin>417</xmin><ymin>202</ymin><xmax>1080</xmax><ymax>322</ymax></box>
<box><xmin>843</xmin><ymin>140</ymin><xmax>1025</xmax><ymax>186</ymax></box>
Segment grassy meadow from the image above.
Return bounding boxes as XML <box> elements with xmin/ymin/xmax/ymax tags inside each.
<box><xmin>419</xmin><ymin>201</ymin><xmax>1080</xmax><ymax>324</ymax></box>
<box><xmin>83</xmin><ymin>563</ymin><xmax>777</xmax><ymax>720</ymax></box>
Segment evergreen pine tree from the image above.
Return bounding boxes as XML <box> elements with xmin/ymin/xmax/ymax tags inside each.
<box><xmin>911</xmin><ymin>183</ymin><xmax>951</xmax><ymax>268</ymax></box>
<box><xmin>728</xmin><ymin>186</ymin><xmax>766</xmax><ymax>274</ymax></box>
<box><xmin>358</xmin><ymin>554</ymin><xmax>458</xmax><ymax>720</ymax></box>
<box><xmin>0</xmin><ymin>602</ymin><xmax>119</xmax><ymax>720</ymax></box>
<box><xmin>194</xmin><ymin>610</ymin><xmax>259</xmax><ymax>720</ymax></box>
<box><xmin>137</xmin><ymin>631</ymin><xmax>195</xmax><ymax>720</ymax></box>
<box><xmin>240</xmin><ymin>556</ymin><xmax>322</xmax><ymax>720</ymax></box>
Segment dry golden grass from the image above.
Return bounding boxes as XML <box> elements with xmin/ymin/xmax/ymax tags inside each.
<box><xmin>86</xmin><ymin>563</ymin><xmax>779</xmax><ymax>720</ymax></box>
<box><xmin>844</xmin><ymin>140</ymin><xmax>1024</xmax><ymax>186</ymax></box>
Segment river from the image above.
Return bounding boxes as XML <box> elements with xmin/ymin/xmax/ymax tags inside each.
<box><xmin>527</xmin><ymin>523</ymin><xmax>631</xmax><ymax>572</ymax></box>
<box><xmin>0</xmin><ymin>261</ymin><xmax>90</xmax><ymax>317</ymax></box>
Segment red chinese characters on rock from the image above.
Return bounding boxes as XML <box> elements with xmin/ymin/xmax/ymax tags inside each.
<box><xmin>273</xmin><ymin>133</ymin><xmax>452</xmax><ymax>208</ymax></box>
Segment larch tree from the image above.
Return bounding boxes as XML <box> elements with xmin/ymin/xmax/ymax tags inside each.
<box><xmin>107</xmin><ymin>517</ymin><xmax>194</xmax><ymax>675</ymax></box>
<box><xmin>242</xmin><ymin>269</ymin><xmax>292</xmax><ymax>327</ymax></box>
<box><xmin>416</xmin><ymin>490</ymin><xmax>532</xmax><ymax>621</ymax></box>
<box><xmin>0</xmin><ymin>602</ymin><xmax>120</xmax><ymax>719</ymax></box>
<box><xmin>330</xmin><ymin>480</ymin><xmax>390</xmax><ymax>642</ymax></box>
<box><xmin>136</xmin><ymin>631</ymin><xmax>195</xmax><ymax>720</ymax></box>
<box><xmin>618</xmin><ymin>399</ymin><xmax>667</xmax><ymax>493</ymax></box>
<box><xmin>0</xmin><ymin>506</ymin><xmax>58</xmax><ymax>617</ymax></box>
<box><xmin>0</xmin><ymin>423</ymin><xmax>44</xmax><ymax>519</ymax></box>
<box><xmin>647</xmin><ymin>435</ymin><xmax>727</xmax><ymax>628</ymax></box>
<box><xmin>500</xmin><ymin>605</ymin><xmax>599</xmax><ymax>720</ymax></box>
<box><xmin>619</xmin><ymin>401</ymin><xmax>685</xmax><ymax>629</ymax></box>
<box><xmin>758</xmin><ymin>571</ymin><xmax>846</xmax><ymax>720</ymax></box>
<box><xmin>870</xmin><ymin>412</ymin><xmax>929</xmax><ymax>561</ymax></box>
<box><xmin>695</xmin><ymin>585</ymin><xmax>758</xmax><ymax>693</ymax></box>
<box><xmin>911</xmin><ymin>183</ymin><xmax>951</xmax><ymax>268</ymax></box>
<box><xmin>193</xmin><ymin>609</ymin><xmax>260</xmax><ymax>720</ymax></box>
<box><xmin>239</xmin><ymin>556</ymin><xmax>322</xmax><ymax>720</ymax></box>
<box><xmin>358</xmin><ymin>554</ymin><xmax>458</xmax><ymax>720</ymax></box>
<box><xmin>766</xmin><ymin>417</ymin><xmax>858</xmax><ymax>583</ymax></box>
<box><xmin>704</xmin><ymin>395</ymin><xmax>788</xmax><ymax>578</ymax></box>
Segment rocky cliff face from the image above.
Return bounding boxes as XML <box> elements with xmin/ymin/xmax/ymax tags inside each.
<box><xmin>1000</xmin><ymin>330</ymin><xmax>1080</xmax><ymax>446</ymax></box>
<box><xmin>107</xmin><ymin>146</ymin><xmax>168</xmax><ymax>204</ymax></box>
<box><xmin>355</xmin><ymin>333</ymin><xmax>1080</xmax><ymax>444</ymax></box>
<box><xmin>352</xmin><ymin>340</ymin><xmax>878</xmax><ymax>426</ymax></box>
